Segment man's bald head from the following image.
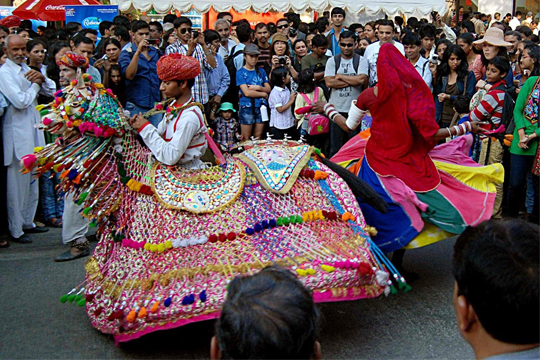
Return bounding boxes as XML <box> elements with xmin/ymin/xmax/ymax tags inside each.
<box><xmin>4</xmin><ymin>34</ymin><xmax>26</xmax><ymax>64</ymax></box>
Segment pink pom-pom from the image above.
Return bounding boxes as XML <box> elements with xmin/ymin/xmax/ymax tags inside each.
<box><xmin>42</xmin><ymin>117</ymin><xmax>52</xmax><ymax>126</ymax></box>
<box><xmin>66</xmin><ymin>121</ymin><xmax>73</xmax><ymax>128</ymax></box>
<box><xmin>93</xmin><ymin>127</ymin><xmax>104</xmax><ymax>137</ymax></box>
<box><xmin>21</xmin><ymin>154</ymin><xmax>37</xmax><ymax>169</ymax></box>
<box><xmin>121</xmin><ymin>238</ymin><xmax>130</xmax><ymax>247</ymax></box>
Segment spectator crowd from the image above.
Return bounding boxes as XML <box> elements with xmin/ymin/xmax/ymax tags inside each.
<box><xmin>0</xmin><ymin>7</ymin><xmax>539</xmax><ymax>250</ymax></box>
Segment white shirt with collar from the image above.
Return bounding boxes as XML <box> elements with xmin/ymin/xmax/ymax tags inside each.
<box><xmin>0</xmin><ymin>58</ymin><xmax>56</xmax><ymax>165</ymax></box>
<box><xmin>217</xmin><ymin>38</ymin><xmax>237</xmax><ymax>59</ymax></box>
<box><xmin>410</xmin><ymin>56</ymin><xmax>433</xmax><ymax>91</ymax></box>
<box><xmin>138</xmin><ymin>98</ymin><xmax>208</xmax><ymax>169</ymax></box>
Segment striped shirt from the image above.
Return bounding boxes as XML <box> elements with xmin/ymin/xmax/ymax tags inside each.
<box><xmin>469</xmin><ymin>81</ymin><xmax>506</xmax><ymax>127</ymax></box>
<box><xmin>165</xmin><ymin>41</ymin><xmax>213</xmax><ymax>104</ymax></box>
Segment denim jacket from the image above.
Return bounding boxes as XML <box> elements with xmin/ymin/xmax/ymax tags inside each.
<box><xmin>434</xmin><ymin>71</ymin><xmax>476</xmax><ymax>123</ymax></box>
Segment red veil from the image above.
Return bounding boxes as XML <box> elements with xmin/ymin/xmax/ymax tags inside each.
<box><xmin>364</xmin><ymin>43</ymin><xmax>440</xmax><ymax>192</ymax></box>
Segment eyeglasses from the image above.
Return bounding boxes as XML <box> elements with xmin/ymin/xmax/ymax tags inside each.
<box><xmin>277</xmin><ymin>24</ymin><xmax>289</xmax><ymax>29</ymax></box>
<box><xmin>179</xmin><ymin>27</ymin><xmax>192</xmax><ymax>34</ymax></box>
<box><xmin>339</xmin><ymin>43</ymin><xmax>354</xmax><ymax>47</ymax></box>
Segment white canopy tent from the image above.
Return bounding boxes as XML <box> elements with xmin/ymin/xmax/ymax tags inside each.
<box><xmin>111</xmin><ymin>0</ymin><xmax>447</xmax><ymax>19</ymax></box>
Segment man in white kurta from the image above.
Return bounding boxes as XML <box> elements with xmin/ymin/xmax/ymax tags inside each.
<box><xmin>0</xmin><ymin>35</ymin><xmax>55</xmax><ymax>242</ymax></box>
<box><xmin>130</xmin><ymin>53</ymin><xmax>208</xmax><ymax>170</ymax></box>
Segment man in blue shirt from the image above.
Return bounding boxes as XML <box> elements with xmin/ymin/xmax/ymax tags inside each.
<box><xmin>119</xmin><ymin>20</ymin><xmax>162</xmax><ymax>127</ymax></box>
<box><xmin>327</xmin><ymin>8</ymin><xmax>345</xmax><ymax>56</ymax></box>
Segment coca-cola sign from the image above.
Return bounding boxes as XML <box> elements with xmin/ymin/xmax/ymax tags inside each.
<box><xmin>45</xmin><ymin>5</ymin><xmax>65</xmax><ymax>11</ymax></box>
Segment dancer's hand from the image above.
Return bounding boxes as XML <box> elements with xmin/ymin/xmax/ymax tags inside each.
<box><xmin>470</xmin><ymin>121</ymin><xmax>489</xmax><ymax>135</ymax></box>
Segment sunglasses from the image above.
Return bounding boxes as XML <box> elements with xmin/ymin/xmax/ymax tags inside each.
<box><xmin>277</xmin><ymin>24</ymin><xmax>289</xmax><ymax>29</ymax></box>
<box><xmin>179</xmin><ymin>27</ymin><xmax>192</xmax><ymax>34</ymax></box>
<box><xmin>339</xmin><ymin>43</ymin><xmax>354</xmax><ymax>48</ymax></box>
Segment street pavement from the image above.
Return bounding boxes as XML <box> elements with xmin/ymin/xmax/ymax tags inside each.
<box><xmin>0</xmin><ymin>228</ymin><xmax>473</xmax><ymax>359</ymax></box>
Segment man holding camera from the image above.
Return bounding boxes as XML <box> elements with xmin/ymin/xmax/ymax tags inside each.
<box><xmin>166</xmin><ymin>16</ymin><xmax>216</xmax><ymax>105</ymax></box>
<box><xmin>119</xmin><ymin>20</ymin><xmax>162</xmax><ymax>126</ymax></box>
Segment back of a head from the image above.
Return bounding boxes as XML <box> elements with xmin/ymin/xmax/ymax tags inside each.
<box><xmin>236</xmin><ymin>22</ymin><xmax>252</xmax><ymax>43</ymax></box>
<box><xmin>113</xmin><ymin>15</ymin><xmax>130</xmax><ymax>28</ymax></box>
<box><xmin>453</xmin><ymin>219</ymin><xmax>540</xmax><ymax>345</ymax></box>
<box><xmin>216</xmin><ymin>266</ymin><xmax>320</xmax><ymax>359</ymax></box>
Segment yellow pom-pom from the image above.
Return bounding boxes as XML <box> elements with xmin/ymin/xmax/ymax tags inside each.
<box><xmin>306</xmin><ymin>268</ymin><xmax>316</xmax><ymax>275</ymax></box>
<box><xmin>34</xmin><ymin>146</ymin><xmax>44</xmax><ymax>152</ymax></box>
<box><xmin>165</xmin><ymin>240</ymin><xmax>173</xmax><ymax>249</ymax></box>
<box><xmin>38</xmin><ymin>157</ymin><xmax>47</xmax><ymax>166</ymax></box>
<box><xmin>296</xmin><ymin>268</ymin><xmax>308</xmax><ymax>276</ymax></box>
<box><xmin>157</xmin><ymin>243</ymin><xmax>166</xmax><ymax>253</ymax></box>
<box><xmin>321</xmin><ymin>265</ymin><xmax>335</xmax><ymax>273</ymax></box>
<box><xmin>150</xmin><ymin>244</ymin><xmax>158</xmax><ymax>252</ymax></box>
<box><xmin>144</xmin><ymin>243</ymin><xmax>151</xmax><ymax>251</ymax></box>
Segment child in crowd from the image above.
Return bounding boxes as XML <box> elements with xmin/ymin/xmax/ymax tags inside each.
<box><xmin>211</xmin><ymin>266</ymin><xmax>322</xmax><ymax>360</ymax></box>
<box><xmin>295</xmin><ymin>69</ymin><xmax>328</xmax><ymax>152</ymax></box>
<box><xmin>469</xmin><ymin>56</ymin><xmax>510</xmax><ymax>218</ymax></box>
<box><xmin>268</xmin><ymin>67</ymin><xmax>297</xmax><ymax>140</ymax></box>
<box><xmin>210</xmin><ymin>102</ymin><xmax>240</xmax><ymax>152</ymax></box>
<box><xmin>237</xmin><ymin>44</ymin><xmax>271</xmax><ymax>141</ymax></box>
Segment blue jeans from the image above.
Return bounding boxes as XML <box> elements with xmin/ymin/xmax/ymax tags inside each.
<box><xmin>39</xmin><ymin>171</ymin><xmax>64</xmax><ymax>220</ymax></box>
<box><xmin>125</xmin><ymin>102</ymin><xmax>163</xmax><ymax>128</ymax></box>
<box><xmin>507</xmin><ymin>153</ymin><xmax>538</xmax><ymax>222</ymax></box>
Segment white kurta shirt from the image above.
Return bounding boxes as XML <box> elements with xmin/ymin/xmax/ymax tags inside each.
<box><xmin>138</xmin><ymin>98</ymin><xmax>208</xmax><ymax>169</ymax></box>
<box><xmin>0</xmin><ymin>58</ymin><xmax>56</xmax><ymax>166</ymax></box>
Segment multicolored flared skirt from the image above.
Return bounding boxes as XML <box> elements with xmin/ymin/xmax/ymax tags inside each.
<box><xmin>333</xmin><ymin>132</ymin><xmax>504</xmax><ymax>253</ymax></box>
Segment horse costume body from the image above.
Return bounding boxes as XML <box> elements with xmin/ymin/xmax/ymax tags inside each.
<box><xmin>23</xmin><ymin>77</ymin><xmax>398</xmax><ymax>343</ymax></box>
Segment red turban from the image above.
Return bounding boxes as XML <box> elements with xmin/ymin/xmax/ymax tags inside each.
<box><xmin>57</xmin><ymin>52</ymin><xmax>89</xmax><ymax>69</ymax></box>
<box><xmin>0</xmin><ymin>15</ymin><xmax>21</xmax><ymax>28</ymax></box>
<box><xmin>157</xmin><ymin>53</ymin><xmax>200</xmax><ymax>81</ymax></box>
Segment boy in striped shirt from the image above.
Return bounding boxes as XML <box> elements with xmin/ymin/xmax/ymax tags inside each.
<box><xmin>469</xmin><ymin>56</ymin><xmax>511</xmax><ymax>218</ymax></box>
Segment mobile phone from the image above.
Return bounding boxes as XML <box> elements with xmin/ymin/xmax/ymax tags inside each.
<box><xmin>431</xmin><ymin>11</ymin><xmax>438</xmax><ymax>21</ymax></box>
<box><xmin>192</xmin><ymin>30</ymin><xmax>199</xmax><ymax>38</ymax></box>
<box><xmin>147</xmin><ymin>38</ymin><xmax>160</xmax><ymax>45</ymax></box>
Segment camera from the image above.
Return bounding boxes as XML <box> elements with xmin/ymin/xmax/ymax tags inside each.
<box><xmin>278</xmin><ymin>56</ymin><xmax>288</xmax><ymax>65</ymax></box>
<box><xmin>192</xmin><ymin>30</ymin><xmax>199</xmax><ymax>38</ymax></box>
<box><xmin>147</xmin><ymin>38</ymin><xmax>160</xmax><ymax>45</ymax></box>
<box><xmin>429</xmin><ymin>54</ymin><xmax>440</xmax><ymax>65</ymax></box>
<box><xmin>431</xmin><ymin>11</ymin><xmax>438</xmax><ymax>21</ymax></box>
<box><xmin>289</xmin><ymin>28</ymin><xmax>298</xmax><ymax>37</ymax></box>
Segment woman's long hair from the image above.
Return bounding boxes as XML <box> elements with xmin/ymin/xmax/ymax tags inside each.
<box><xmin>480</xmin><ymin>44</ymin><xmax>509</xmax><ymax>67</ymax></box>
<box><xmin>436</xmin><ymin>44</ymin><xmax>470</xmax><ymax>86</ymax></box>
<box><xmin>524</xmin><ymin>44</ymin><xmax>540</xmax><ymax>76</ymax></box>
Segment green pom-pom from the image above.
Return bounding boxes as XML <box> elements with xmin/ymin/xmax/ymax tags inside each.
<box><xmin>295</xmin><ymin>215</ymin><xmax>303</xmax><ymax>224</ymax></box>
<box><xmin>118</xmin><ymin>168</ymin><xmax>126</xmax><ymax>177</ymax></box>
<box><xmin>398</xmin><ymin>280</ymin><xmax>406</xmax><ymax>290</ymax></box>
<box><xmin>390</xmin><ymin>285</ymin><xmax>398</xmax><ymax>296</ymax></box>
<box><xmin>313</xmin><ymin>148</ymin><xmax>322</xmax><ymax>156</ymax></box>
<box><xmin>276</xmin><ymin>217</ymin><xmax>283</xmax><ymax>226</ymax></box>
<box><xmin>76</xmin><ymin>192</ymin><xmax>89</xmax><ymax>205</ymax></box>
<box><xmin>289</xmin><ymin>216</ymin><xmax>296</xmax><ymax>224</ymax></box>
<box><xmin>120</xmin><ymin>176</ymin><xmax>130</xmax><ymax>185</ymax></box>
<box><xmin>402</xmin><ymin>283</ymin><xmax>412</xmax><ymax>293</ymax></box>
<box><xmin>89</xmin><ymin>220</ymin><xmax>96</xmax><ymax>228</ymax></box>
<box><xmin>283</xmin><ymin>217</ymin><xmax>290</xmax><ymax>226</ymax></box>
<box><xmin>40</xmin><ymin>109</ymin><xmax>50</xmax><ymax>116</ymax></box>
<box><xmin>77</xmin><ymin>298</ymin><xmax>86</xmax><ymax>307</ymax></box>
<box><xmin>82</xmin><ymin>207</ymin><xmax>92</xmax><ymax>216</ymax></box>
<box><xmin>60</xmin><ymin>294</ymin><xmax>69</xmax><ymax>303</ymax></box>
<box><xmin>68</xmin><ymin>294</ymin><xmax>76</xmax><ymax>303</ymax></box>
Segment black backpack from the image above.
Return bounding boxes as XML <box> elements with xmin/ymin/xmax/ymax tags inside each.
<box><xmin>221</xmin><ymin>46</ymin><xmax>244</xmax><ymax>108</ymax></box>
<box><xmin>333</xmin><ymin>53</ymin><xmax>361</xmax><ymax>74</ymax></box>
<box><xmin>491</xmin><ymin>83</ymin><xmax>517</xmax><ymax>145</ymax></box>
